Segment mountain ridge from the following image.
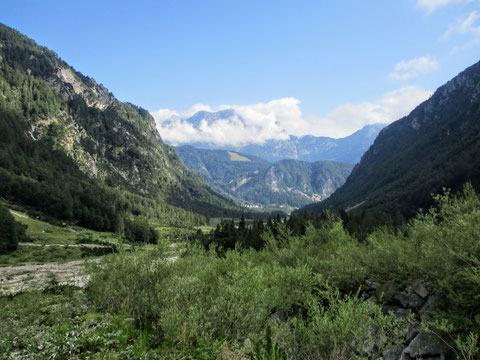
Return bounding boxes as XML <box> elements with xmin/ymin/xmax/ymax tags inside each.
<box><xmin>301</xmin><ymin>59</ymin><xmax>480</xmax><ymax>216</ymax></box>
<box><xmin>0</xmin><ymin>22</ymin><xmax>240</xmax><ymax>230</ymax></box>
<box><xmin>176</xmin><ymin>145</ymin><xmax>353</xmax><ymax>209</ymax></box>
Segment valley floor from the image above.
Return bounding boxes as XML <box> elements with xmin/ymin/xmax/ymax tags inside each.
<box><xmin>0</xmin><ymin>259</ymin><xmax>94</xmax><ymax>295</ymax></box>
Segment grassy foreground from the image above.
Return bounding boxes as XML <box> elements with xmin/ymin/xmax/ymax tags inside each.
<box><xmin>1</xmin><ymin>185</ymin><xmax>480</xmax><ymax>359</ymax></box>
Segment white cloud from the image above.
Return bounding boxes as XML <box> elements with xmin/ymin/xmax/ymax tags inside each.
<box><xmin>416</xmin><ymin>0</ymin><xmax>471</xmax><ymax>12</ymax></box>
<box><xmin>306</xmin><ymin>86</ymin><xmax>433</xmax><ymax>137</ymax></box>
<box><xmin>151</xmin><ymin>87</ymin><xmax>432</xmax><ymax>145</ymax></box>
<box><xmin>389</xmin><ymin>57</ymin><xmax>439</xmax><ymax>81</ymax></box>
<box><xmin>443</xmin><ymin>11</ymin><xmax>480</xmax><ymax>38</ymax></box>
<box><xmin>218</xmin><ymin>98</ymin><xmax>308</xmax><ymax>136</ymax></box>
<box><xmin>153</xmin><ymin>98</ymin><xmax>297</xmax><ymax>147</ymax></box>
<box><xmin>150</xmin><ymin>108</ymin><xmax>179</xmax><ymax>122</ymax></box>
<box><xmin>442</xmin><ymin>11</ymin><xmax>480</xmax><ymax>51</ymax></box>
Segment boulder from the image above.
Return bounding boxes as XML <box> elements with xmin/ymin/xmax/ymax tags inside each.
<box><xmin>382</xmin><ymin>345</ymin><xmax>404</xmax><ymax>360</ymax></box>
<box><xmin>413</xmin><ymin>283</ymin><xmax>429</xmax><ymax>299</ymax></box>
<box><xmin>419</xmin><ymin>294</ymin><xmax>440</xmax><ymax>317</ymax></box>
<box><xmin>395</xmin><ymin>292</ymin><xmax>425</xmax><ymax>310</ymax></box>
<box><xmin>403</xmin><ymin>332</ymin><xmax>449</xmax><ymax>358</ymax></box>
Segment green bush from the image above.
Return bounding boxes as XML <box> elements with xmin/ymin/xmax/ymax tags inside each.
<box><xmin>86</xmin><ymin>183</ymin><xmax>480</xmax><ymax>358</ymax></box>
<box><xmin>87</xmin><ymin>240</ymin><xmax>401</xmax><ymax>358</ymax></box>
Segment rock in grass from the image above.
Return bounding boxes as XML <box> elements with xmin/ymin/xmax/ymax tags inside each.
<box><xmin>403</xmin><ymin>332</ymin><xmax>449</xmax><ymax>358</ymax></box>
<box><xmin>395</xmin><ymin>292</ymin><xmax>425</xmax><ymax>310</ymax></box>
<box><xmin>382</xmin><ymin>345</ymin><xmax>403</xmax><ymax>360</ymax></box>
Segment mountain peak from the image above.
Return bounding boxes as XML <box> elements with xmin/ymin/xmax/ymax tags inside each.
<box><xmin>186</xmin><ymin>109</ymin><xmax>238</xmax><ymax>128</ymax></box>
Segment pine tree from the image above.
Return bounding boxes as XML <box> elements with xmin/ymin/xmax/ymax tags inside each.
<box><xmin>0</xmin><ymin>203</ymin><xmax>26</xmax><ymax>253</ymax></box>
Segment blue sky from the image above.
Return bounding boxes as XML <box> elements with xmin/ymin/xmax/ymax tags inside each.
<box><xmin>2</xmin><ymin>0</ymin><xmax>480</xmax><ymax>141</ymax></box>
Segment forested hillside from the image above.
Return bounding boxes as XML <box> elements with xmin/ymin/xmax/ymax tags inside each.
<box><xmin>302</xmin><ymin>59</ymin><xmax>480</xmax><ymax>217</ymax></box>
<box><xmin>236</xmin><ymin>159</ymin><xmax>353</xmax><ymax>208</ymax></box>
<box><xmin>175</xmin><ymin>145</ymin><xmax>271</xmax><ymax>201</ymax></box>
<box><xmin>176</xmin><ymin>146</ymin><xmax>353</xmax><ymax>209</ymax></box>
<box><xmin>0</xmin><ymin>23</ymin><xmax>242</xmax><ymax>236</ymax></box>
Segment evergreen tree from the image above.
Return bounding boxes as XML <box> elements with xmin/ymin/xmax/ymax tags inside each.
<box><xmin>0</xmin><ymin>203</ymin><xmax>26</xmax><ymax>253</ymax></box>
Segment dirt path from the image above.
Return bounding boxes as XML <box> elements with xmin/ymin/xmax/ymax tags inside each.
<box><xmin>0</xmin><ymin>259</ymin><xmax>99</xmax><ymax>295</ymax></box>
<box><xmin>9</xmin><ymin>209</ymin><xmax>29</xmax><ymax>219</ymax></box>
<box><xmin>18</xmin><ymin>242</ymin><xmax>109</xmax><ymax>249</ymax></box>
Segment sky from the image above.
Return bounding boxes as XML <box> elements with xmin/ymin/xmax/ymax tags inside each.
<box><xmin>2</xmin><ymin>0</ymin><xmax>480</xmax><ymax>144</ymax></box>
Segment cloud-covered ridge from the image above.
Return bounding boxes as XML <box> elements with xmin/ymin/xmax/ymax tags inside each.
<box><xmin>152</xmin><ymin>87</ymin><xmax>432</xmax><ymax>147</ymax></box>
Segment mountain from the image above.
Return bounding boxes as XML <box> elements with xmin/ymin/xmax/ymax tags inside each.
<box><xmin>175</xmin><ymin>146</ymin><xmax>271</xmax><ymax>200</ymax></box>
<box><xmin>238</xmin><ymin>124</ymin><xmax>385</xmax><ymax>164</ymax></box>
<box><xmin>0</xmin><ymin>23</ymin><xmax>239</xmax><ymax>231</ymax></box>
<box><xmin>236</xmin><ymin>159</ymin><xmax>354</xmax><ymax>209</ymax></box>
<box><xmin>301</xmin><ymin>59</ymin><xmax>480</xmax><ymax>217</ymax></box>
<box><xmin>161</xmin><ymin>108</ymin><xmax>384</xmax><ymax>164</ymax></box>
<box><xmin>176</xmin><ymin>146</ymin><xmax>353</xmax><ymax>209</ymax></box>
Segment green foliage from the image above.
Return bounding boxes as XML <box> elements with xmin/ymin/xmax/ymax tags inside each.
<box><xmin>288</xmin><ymin>286</ymin><xmax>406</xmax><ymax>359</ymax></box>
<box><xmin>9</xmin><ymin>210</ymin><xmax>119</xmax><ymax>245</ymax></box>
<box><xmin>0</xmin><ymin>203</ymin><xmax>26</xmax><ymax>253</ymax></box>
<box><xmin>0</xmin><ymin>288</ymin><xmax>159</xmax><ymax>359</ymax></box>
<box><xmin>87</xmin><ymin>239</ymin><xmax>401</xmax><ymax>359</ymax></box>
<box><xmin>338</xmin><ymin>184</ymin><xmax>480</xmax><ymax>353</ymax></box>
<box><xmin>2</xmin><ymin>183</ymin><xmax>479</xmax><ymax>358</ymax></box>
<box><xmin>253</xmin><ymin>326</ymin><xmax>287</xmax><ymax>360</ymax></box>
<box><xmin>85</xmin><ymin>183</ymin><xmax>480</xmax><ymax>358</ymax></box>
<box><xmin>0</xmin><ymin>245</ymin><xmax>105</xmax><ymax>266</ymax></box>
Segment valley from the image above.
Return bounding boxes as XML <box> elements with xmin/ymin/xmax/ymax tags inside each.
<box><xmin>0</xmin><ymin>11</ymin><xmax>480</xmax><ymax>360</ymax></box>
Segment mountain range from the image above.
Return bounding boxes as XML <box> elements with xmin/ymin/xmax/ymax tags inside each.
<box><xmin>302</xmin><ymin>59</ymin><xmax>480</xmax><ymax>217</ymax></box>
<box><xmin>2</xmin><ymin>21</ymin><xmax>479</xmax><ymax>233</ymax></box>
<box><xmin>176</xmin><ymin>146</ymin><xmax>353</xmax><ymax>209</ymax></box>
<box><xmin>237</xmin><ymin>124</ymin><xmax>385</xmax><ymax>164</ymax></box>
<box><xmin>160</xmin><ymin>109</ymin><xmax>385</xmax><ymax>164</ymax></box>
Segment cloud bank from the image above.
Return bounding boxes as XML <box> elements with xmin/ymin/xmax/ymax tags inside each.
<box><xmin>152</xmin><ymin>87</ymin><xmax>432</xmax><ymax>146</ymax></box>
<box><xmin>305</xmin><ymin>86</ymin><xmax>433</xmax><ymax>138</ymax></box>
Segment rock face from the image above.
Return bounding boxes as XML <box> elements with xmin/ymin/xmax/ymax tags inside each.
<box><xmin>395</xmin><ymin>292</ymin><xmax>426</xmax><ymax>310</ymax></box>
<box><xmin>302</xmin><ymin>59</ymin><xmax>480</xmax><ymax>217</ymax></box>
<box><xmin>0</xmin><ymin>23</ymin><xmax>235</xmax><ymax>215</ymax></box>
<box><xmin>237</xmin><ymin>124</ymin><xmax>385</xmax><ymax>164</ymax></box>
<box><xmin>236</xmin><ymin>159</ymin><xmax>354</xmax><ymax>208</ymax></box>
